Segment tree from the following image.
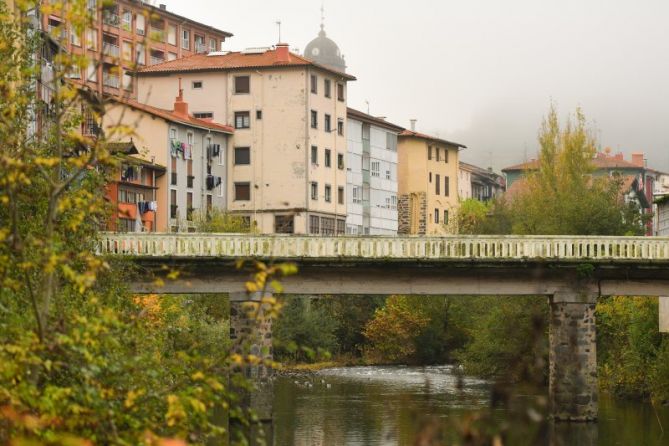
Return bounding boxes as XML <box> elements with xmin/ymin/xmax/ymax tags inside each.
<box><xmin>192</xmin><ymin>208</ymin><xmax>252</xmax><ymax>233</ymax></box>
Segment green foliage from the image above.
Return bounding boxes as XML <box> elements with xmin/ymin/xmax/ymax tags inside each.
<box><xmin>597</xmin><ymin>296</ymin><xmax>669</xmax><ymax>402</ymax></box>
<box><xmin>452</xmin><ymin>199</ymin><xmax>491</xmax><ymax>235</ymax></box>
<box><xmin>192</xmin><ymin>208</ymin><xmax>252</xmax><ymax>234</ymax></box>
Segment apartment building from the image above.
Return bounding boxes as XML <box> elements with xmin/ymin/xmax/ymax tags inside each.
<box><xmin>398</xmin><ymin>129</ymin><xmax>466</xmax><ymax>235</ymax></box>
<box><xmin>135</xmin><ymin>44</ymin><xmax>356</xmax><ymax>234</ymax></box>
<box><xmin>346</xmin><ymin>108</ymin><xmax>403</xmax><ymax>235</ymax></box>
<box><xmin>106</xmin><ymin>141</ymin><xmax>165</xmax><ymax>232</ymax></box>
<box><xmin>103</xmin><ymin>88</ymin><xmax>233</xmax><ymax>232</ymax></box>
<box><xmin>459</xmin><ymin>162</ymin><xmax>506</xmax><ymax>202</ymax></box>
<box><xmin>41</xmin><ymin>0</ymin><xmax>231</xmax><ymax>99</ymax></box>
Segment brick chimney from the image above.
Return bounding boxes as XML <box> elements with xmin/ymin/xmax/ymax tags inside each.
<box><xmin>615</xmin><ymin>152</ymin><xmax>624</xmax><ymax>161</ymax></box>
<box><xmin>631</xmin><ymin>152</ymin><xmax>645</xmax><ymax>167</ymax></box>
<box><xmin>173</xmin><ymin>78</ymin><xmax>189</xmax><ymax>119</ymax></box>
<box><xmin>276</xmin><ymin>43</ymin><xmax>290</xmax><ymax>63</ymax></box>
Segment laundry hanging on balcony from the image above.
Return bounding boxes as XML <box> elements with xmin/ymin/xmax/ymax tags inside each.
<box><xmin>170</xmin><ymin>139</ymin><xmax>182</xmax><ymax>158</ymax></box>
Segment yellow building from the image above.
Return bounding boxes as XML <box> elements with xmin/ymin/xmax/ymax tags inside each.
<box><xmin>397</xmin><ymin>130</ymin><xmax>465</xmax><ymax>235</ymax></box>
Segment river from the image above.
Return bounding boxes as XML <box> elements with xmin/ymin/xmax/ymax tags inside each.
<box><xmin>272</xmin><ymin>365</ymin><xmax>669</xmax><ymax>446</ymax></box>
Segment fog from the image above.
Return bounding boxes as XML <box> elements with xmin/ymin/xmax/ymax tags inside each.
<box><xmin>167</xmin><ymin>0</ymin><xmax>669</xmax><ymax>171</ymax></box>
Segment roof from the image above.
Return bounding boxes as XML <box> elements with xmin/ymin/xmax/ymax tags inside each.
<box><xmin>137</xmin><ymin>48</ymin><xmax>357</xmax><ymax>81</ymax></box>
<box><xmin>347</xmin><ymin>108</ymin><xmax>404</xmax><ymax>133</ymax></box>
<box><xmin>503</xmin><ymin>156</ymin><xmax>644</xmax><ymax>172</ymax></box>
<box><xmin>399</xmin><ymin>130</ymin><xmax>466</xmax><ymax>149</ymax></box>
<box><xmin>108</xmin><ymin>141</ymin><xmax>139</xmax><ymax>156</ymax></box>
<box><xmin>141</xmin><ymin>3</ymin><xmax>233</xmax><ymax>38</ymax></box>
<box><xmin>112</xmin><ymin>98</ymin><xmax>234</xmax><ymax>134</ymax></box>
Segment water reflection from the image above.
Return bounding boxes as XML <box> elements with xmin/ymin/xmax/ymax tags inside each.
<box><xmin>273</xmin><ymin>365</ymin><xmax>669</xmax><ymax>446</ymax></box>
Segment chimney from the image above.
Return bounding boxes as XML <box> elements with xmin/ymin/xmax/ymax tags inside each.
<box><xmin>276</xmin><ymin>43</ymin><xmax>290</xmax><ymax>63</ymax></box>
<box><xmin>410</xmin><ymin>119</ymin><xmax>417</xmax><ymax>132</ymax></box>
<box><xmin>173</xmin><ymin>78</ymin><xmax>189</xmax><ymax>118</ymax></box>
<box><xmin>159</xmin><ymin>4</ymin><xmax>166</xmax><ymax>10</ymax></box>
<box><xmin>631</xmin><ymin>152</ymin><xmax>645</xmax><ymax>167</ymax></box>
<box><xmin>615</xmin><ymin>152</ymin><xmax>624</xmax><ymax>161</ymax></box>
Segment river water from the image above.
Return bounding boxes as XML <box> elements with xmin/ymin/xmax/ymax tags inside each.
<box><xmin>272</xmin><ymin>365</ymin><xmax>669</xmax><ymax>446</ymax></box>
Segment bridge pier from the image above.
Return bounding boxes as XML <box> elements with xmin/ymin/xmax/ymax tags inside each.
<box><xmin>549</xmin><ymin>292</ymin><xmax>598</xmax><ymax>422</ymax></box>
<box><xmin>229</xmin><ymin>292</ymin><xmax>274</xmax><ymax>445</ymax></box>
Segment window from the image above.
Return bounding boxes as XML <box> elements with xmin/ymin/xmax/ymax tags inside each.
<box><xmin>371</xmin><ymin>161</ymin><xmax>380</xmax><ymax>177</ymax></box>
<box><xmin>311</xmin><ymin>110</ymin><xmax>318</xmax><ymax>129</ymax></box>
<box><xmin>309</xmin><ymin>146</ymin><xmax>318</xmax><ymax>165</ymax></box>
<box><xmin>193</xmin><ymin>112</ymin><xmax>213</xmax><ymax>119</ymax></box>
<box><xmin>235</xmin><ymin>112</ymin><xmax>250</xmax><ymax>129</ymax></box>
<box><xmin>171</xmin><ymin>157</ymin><xmax>177</xmax><ymax>185</ymax></box>
<box><xmin>444</xmin><ymin>176</ymin><xmax>450</xmax><ymax>197</ymax></box>
<box><xmin>135</xmin><ymin>14</ymin><xmax>145</xmax><ymax>35</ymax></box>
<box><xmin>324</xmin><ymin>149</ymin><xmax>331</xmax><ymax>167</ymax></box>
<box><xmin>195</xmin><ymin>34</ymin><xmax>205</xmax><ymax>52</ymax></box>
<box><xmin>186</xmin><ymin>158</ymin><xmax>194</xmax><ymax>188</ymax></box>
<box><xmin>86</xmin><ymin>61</ymin><xmax>97</xmax><ymax>82</ymax></box>
<box><xmin>337</xmin><ymin>219</ymin><xmax>346</xmax><ymax>235</ymax></box>
<box><xmin>391</xmin><ymin>195</ymin><xmax>398</xmax><ymax>210</ymax></box>
<box><xmin>136</xmin><ymin>43</ymin><xmax>145</xmax><ymax>65</ymax></box>
<box><xmin>311</xmin><ymin>182</ymin><xmax>318</xmax><ymax>200</ymax></box>
<box><xmin>170</xmin><ymin>128</ymin><xmax>177</xmax><ymax>140</ymax></box>
<box><xmin>122</xmin><ymin>10</ymin><xmax>132</xmax><ymax>31</ymax></box>
<box><xmin>309</xmin><ymin>215</ymin><xmax>320</xmax><ymax>234</ymax></box>
<box><xmin>321</xmin><ymin>217</ymin><xmax>335</xmax><ymax>236</ymax></box>
<box><xmin>325</xmin><ymin>185</ymin><xmax>332</xmax><ymax>202</ymax></box>
<box><xmin>443</xmin><ymin>210</ymin><xmax>449</xmax><ymax>225</ymax></box>
<box><xmin>235</xmin><ymin>76</ymin><xmax>250</xmax><ymax>94</ymax></box>
<box><xmin>324</xmin><ymin>79</ymin><xmax>331</xmax><ymax>98</ymax></box>
<box><xmin>86</xmin><ymin>28</ymin><xmax>97</xmax><ymax>50</ymax></box>
<box><xmin>207</xmin><ymin>195</ymin><xmax>213</xmax><ymax>211</ymax></box>
<box><xmin>429</xmin><ymin>172</ymin><xmax>432</xmax><ymax>183</ymax></box>
<box><xmin>275</xmin><ymin>215</ymin><xmax>295</xmax><ymax>234</ymax></box>
<box><xmin>310</xmin><ymin>74</ymin><xmax>317</xmax><ymax>94</ymax></box>
<box><xmin>122</xmin><ymin>70</ymin><xmax>133</xmax><ymax>91</ymax></box>
<box><xmin>324</xmin><ymin>114</ymin><xmax>332</xmax><ymax>132</ymax></box>
<box><xmin>386</xmin><ymin>133</ymin><xmax>397</xmax><ymax>152</ymax></box>
<box><xmin>256</xmin><ymin>110</ymin><xmax>262</xmax><ymax>120</ymax></box>
<box><xmin>234</xmin><ymin>182</ymin><xmax>250</xmax><ymax>201</ymax></box>
<box><xmin>122</xmin><ymin>40</ymin><xmax>132</xmax><ymax>61</ymax></box>
<box><xmin>337</xmin><ymin>119</ymin><xmax>344</xmax><ymax>136</ymax></box>
<box><xmin>435</xmin><ymin>174</ymin><xmax>441</xmax><ymax>195</ymax></box>
<box><xmin>428</xmin><ymin>146</ymin><xmax>432</xmax><ymax>160</ymax></box>
<box><xmin>209</xmin><ymin>38</ymin><xmax>217</xmax><ymax>52</ymax></box>
<box><xmin>192</xmin><ymin>81</ymin><xmax>203</xmax><ymax>89</ymax></box>
<box><xmin>338</xmin><ymin>186</ymin><xmax>344</xmax><ymax>205</ymax></box>
<box><xmin>352</xmin><ymin>186</ymin><xmax>362</xmax><ymax>204</ymax></box>
<box><xmin>337</xmin><ymin>83</ymin><xmax>345</xmax><ymax>101</ymax></box>
<box><xmin>235</xmin><ymin>147</ymin><xmax>250</xmax><ymax>165</ymax></box>
<box><xmin>437</xmin><ymin>148</ymin><xmax>441</xmax><ymax>162</ymax></box>
<box><xmin>386</xmin><ymin>169</ymin><xmax>391</xmax><ymax>180</ymax></box>
<box><xmin>182</xmin><ymin>29</ymin><xmax>190</xmax><ymax>49</ymax></box>
<box><xmin>170</xmin><ymin>189</ymin><xmax>177</xmax><ymax>219</ymax></box>
<box><xmin>444</xmin><ymin>149</ymin><xmax>449</xmax><ymax>163</ymax></box>
<box><xmin>70</xmin><ymin>29</ymin><xmax>81</xmax><ymax>46</ymax></box>
<box><xmin>435</xmin><ymin>208</ymin><xmax>440</xmax><ymax>224</ymax></box>
<box><xmin>186</xmin><ymin>192</ymin><xmax>194</xmax><ymax>221</ymax></box>
<box><xmin>337</xmin><ymin>153</ymin><xmax>344</xmax><ymax>170</ymax></box>
<box><xmin>167</xmin><ymin>24</ymin><xmax>177</xmax><ymax>45</ymax></box>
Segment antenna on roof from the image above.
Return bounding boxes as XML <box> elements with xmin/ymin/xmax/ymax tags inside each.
<box><xmin>365</xmin><ymin>100</ymin><xmax>370</xmax><ymax>115</ymax></box>
<box><xmin>275</xmin><ymin>20</ymin><xmax>282</xmax><ymax>43</ymax></box>
<box><xmin>321</xmin><ymin>0</ymin><xmax>325</xmax><ymax>31</ymax></box>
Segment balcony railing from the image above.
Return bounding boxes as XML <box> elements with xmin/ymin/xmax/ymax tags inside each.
<box><xmin>195</xmin><ymin>43</ymin><xmax>208</xmax><ymax>54</ymax></box>
<box><xmin>102</xmin><ymin>12</ymin><xmax>120</xmax><ymax>27</ymax></box>
<box><xmin>102</xmin><ymin>42</ymin><xmax>120</xmax><ymax>58</ymax></box>
<box><xmin>150</xmin><ymin>56</ymin><xmax>165</xmax><ymax>66</ymax></box>
<box><xmin>102</xmin><ymin>73</ymin><xmax>120</xmax><ymax>89</ymax></box>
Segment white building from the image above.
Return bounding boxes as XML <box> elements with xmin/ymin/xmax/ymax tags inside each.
<box><xmin>346</xmin><ymin>108</ymin><xmax>404</xmax><ymax>235</ymax></box>
<box><xmin>458</xmin><ymin>166</ymin><xmax>472</xmax><ymax>200</ymax></box>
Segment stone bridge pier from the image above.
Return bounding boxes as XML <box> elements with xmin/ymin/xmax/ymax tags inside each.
<box><xmin>229</xmin><ymin>292</ymin><xmax>274</xmax><ymax>445</ymax></box>
<box><xmin>549</xmin><ymin>292</ymin><xmax>598</xmax><ymax>422</ymax></box>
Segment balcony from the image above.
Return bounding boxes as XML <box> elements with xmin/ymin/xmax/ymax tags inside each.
<box><xmin>195</xmin><ymin>43</ymin><xmax>208</xmax><ymax>54</ymax></box>
<box><xmin>102</xmin><ymin>12</ymin><xmax>120</xmax><ymax>27</ymax></box>
<box><xmin>150</xmin><ymin>56</ymin><xmax>165</xmax><ymax>66</ymax></box>
<box><xmin>102</xmin><ymin>73</ymin><xmax>120</xmax><ymax>89</ymax></box>
<box><xmin>102</xmin><ymin>42</ymin><xmax>120</xmax><ymax>58</ymax></box>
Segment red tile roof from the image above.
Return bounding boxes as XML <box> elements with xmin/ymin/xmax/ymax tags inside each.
<box><xmin>137</xmin><ymin>48</ymin><xmax>356</xmax><ymax>80</ymax></box>
<box><xmin>399</xmin><ymin>130</ymin><xmax>466</xmax><ymax>149</ymax></box>
<box><xmin>113</xmin><ymin>98</ymin><xmax>234</xmax><ymax>134</ymax></box>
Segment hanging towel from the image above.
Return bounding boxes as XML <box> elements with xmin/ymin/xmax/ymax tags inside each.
<box><xmin>148</xmin><ymin>201</ymin><xmax>157</xmax><ymax>212</ymax></box>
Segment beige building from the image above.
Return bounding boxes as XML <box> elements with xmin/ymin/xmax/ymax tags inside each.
<box><xmin>103</xmin><ymin>90</ymin><xmax>233</xmax><ymax>232</ymax></box>
<box><xmin>397</xmin><ymin>130</ymin><xmax>465</xmax><ymax>235</ymax></box>
<box><xmin>136</xmin><ymin>44</ymin><xmax>356</xmax><ymax>234</ymax></box>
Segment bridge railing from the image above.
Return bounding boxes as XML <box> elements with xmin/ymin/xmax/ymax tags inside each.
<box><xmin>97</xmin><ymin>233</ymin><xmax>669</xmax><ymax>262</ymax></box>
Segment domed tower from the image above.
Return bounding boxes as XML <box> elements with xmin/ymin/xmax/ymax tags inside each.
<box><xmin>304</xmin><ymin>8</ymin><xmax>346</xmax><ymax>73</ymax></box>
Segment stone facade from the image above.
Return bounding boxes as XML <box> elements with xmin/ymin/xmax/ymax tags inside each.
<box><xmin>549</xmin><ymin>298</ymin><xmax>598</xmax><ymax>421</ymax></box>
<box><xmin>398</xmin><ymin>192</ymin><xmax>427</xmax><ymax>235</ymax></box>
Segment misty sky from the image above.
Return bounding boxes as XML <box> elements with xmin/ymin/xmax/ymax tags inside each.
<box><xmin>167</xmin><ymin>0</ymin><xmax>669</xmax><ymax>172</ymax></box>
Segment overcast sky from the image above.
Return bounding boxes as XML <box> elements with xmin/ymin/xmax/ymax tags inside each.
<box><xmin>167</xmin><ymin>0</ymin><xmax>669</xmax><ymax>171</ymax></box>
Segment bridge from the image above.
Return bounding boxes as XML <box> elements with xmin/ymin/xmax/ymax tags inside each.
<box><xmin>99</xmin><ymin>233</ymin><xmax>669</xmax><ymax>424</ymax></box>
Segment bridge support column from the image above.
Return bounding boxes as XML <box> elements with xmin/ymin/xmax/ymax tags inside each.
<box><xmin>549</xmin><ymin>292</ymin><xmax>598</xmax><ymax>422</ymax></box>
<box><xmin>229</xmin><ymin>292</ymin><xmax>274</xmax><ymax>445</ymax></box>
